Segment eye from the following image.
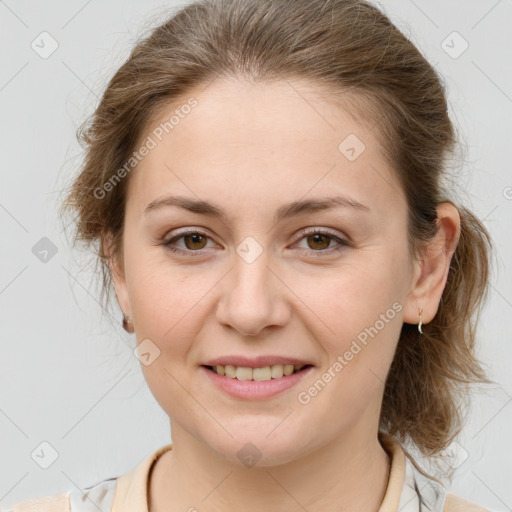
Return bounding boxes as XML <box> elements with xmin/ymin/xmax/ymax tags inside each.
<box><xmin>162</xmin><ymin>227</ymin><xmax>349</xmax><ymax>257</ymax></box>
<box><xmin>293</xmin><ymin>229</ymin><xmax>349</xmax><ymax>256</ymax></box>
<box><xmin>163</xmin><ymin>229</ymin><xmax>216</xmax><ymax>256</ymax></box>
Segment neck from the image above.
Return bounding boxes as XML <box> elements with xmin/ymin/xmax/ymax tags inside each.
<box><xmin>149</xmin><ymin>425</ymin><xmax>391</xmax><ymax>512</ymax></box>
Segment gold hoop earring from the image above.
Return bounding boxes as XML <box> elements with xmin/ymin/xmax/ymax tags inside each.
<box><xmin>418</xmin><ymin>308</ymin><xmax>423</xmax><ymax>334</ymax></box>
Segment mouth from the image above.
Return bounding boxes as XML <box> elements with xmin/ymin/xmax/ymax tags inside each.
<box><xmin>202</xmin><ymin>363</ymin><xmax>314</xmax><ymax>381</ymax></box>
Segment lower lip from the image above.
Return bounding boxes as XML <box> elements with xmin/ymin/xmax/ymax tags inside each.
<box><xmin>200</xmin><ymin>365</ymin><xmax>314</xmax><ymax>400</ymax></box>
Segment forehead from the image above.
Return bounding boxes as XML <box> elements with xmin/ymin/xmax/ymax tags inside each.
<box><xmin>127</xmin><ymin>76</ymin><xmax>405</xmax><ymax>217</ymax></box>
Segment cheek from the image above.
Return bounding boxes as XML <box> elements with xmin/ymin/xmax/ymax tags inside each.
<box><xmin>293</xmin><ymin>255</ymin><xmax>405</xmax><ymax>377</ymax></box>
<box><xmin>127</xmin><ymin>262</ymin><xmax>211</xmax><ymax>409</ymax></box>
<box><xmin>304</xmin><ymin>255</ymin><xmax>403</xmax><ymax>328</ymax></box>
<box><xmin>126</xmin><ymin>251</ymin><xmax>221</xmax><ymax>356</ymax></box>
<box><xmin>293</xmin><ymin>271</ymin><xmax>403</xmax><ymax>424</ymax></box>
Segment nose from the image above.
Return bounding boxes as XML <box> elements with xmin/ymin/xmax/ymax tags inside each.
<box><xmin>215</xmin><ymin>254</ymin><xmax>291</xmax><ymax>337</ymax></box>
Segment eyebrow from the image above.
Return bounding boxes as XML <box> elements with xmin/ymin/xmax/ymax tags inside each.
<box><xmin>142</xmin><ymin>194</ymin><xmax>370</xmax><ymax>224</ymax></box>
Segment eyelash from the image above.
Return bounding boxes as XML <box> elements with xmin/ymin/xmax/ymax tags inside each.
<box><xmin>162</xmin><ymin>228</ymin><xmax>349</xmax><ymax>257</ymax></box>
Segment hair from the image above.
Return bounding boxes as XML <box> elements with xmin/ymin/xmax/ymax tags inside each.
<box><xmin>60</xmin><ymin>0</ymin><xmax>494</xmax><ymax>479</ymax></box>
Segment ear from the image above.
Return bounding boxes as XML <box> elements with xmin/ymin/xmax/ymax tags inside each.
<box><xmin>104</xmin><ymin>231</ymin><xmax>131</xmax><ymax>317</ymax></box>
<box><xmin>403</xmin><ymin>202</ymin><xmax>461</xmax><ymax>327</ymax></box>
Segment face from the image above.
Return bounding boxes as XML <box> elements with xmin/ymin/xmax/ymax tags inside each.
<box><xmin>110</xmin><ymin>76</ymin><xmax>420</xmax><ymax>466</ymax></box>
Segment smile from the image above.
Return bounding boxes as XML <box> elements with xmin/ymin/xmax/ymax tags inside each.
<box><xmin>205</xmin><ymin>364</ymin><xmax>311</xmax><ymax>381</ymax></box>
<box><xmin>201</xmin><ymin>364</ymin><xmax>314</xmax><ymax>400</ymax></box>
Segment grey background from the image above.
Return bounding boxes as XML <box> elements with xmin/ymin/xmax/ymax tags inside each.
<box><xmin>1</xmin><ymin>0</ymin><xmax>511</xmax><ymax>510</ymax></box>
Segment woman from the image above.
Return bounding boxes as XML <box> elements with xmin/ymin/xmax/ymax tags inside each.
<box><xmin>9</xmin><ymin>0</ymin><xmax>495</xmax><ymax>510</ymax></box>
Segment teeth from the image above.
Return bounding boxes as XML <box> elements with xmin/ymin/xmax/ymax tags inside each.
<box><xmin>251</xmin><ymin>366</ymin><xmax>271</xmax><ymax>381</ymax></box>
<box><xmin>225</xmin><ymin>365</ymin><xmax>236</xmax><ymax>378</ymax></box>
<box><xmin>236</xmin><ymin>366</ymin><xmax>253</xmax><ymax>381</ymax></box>
<box><xmin>211</xmin><ymin>364</ymin><xmax>306</xmax><ymax>380</ymax></box>
<box><xmin>284</xmin><ymin>364</ymin><xmax>295</xmax><ymax>376</ymax></box>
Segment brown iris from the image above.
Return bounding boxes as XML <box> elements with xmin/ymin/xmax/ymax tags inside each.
<box><xmin>306</xmin><ymin>233</ymin><xmax>331</xmax><ymax>250</ymax></box>
<box><xmin>183</xmin><ymin>233</ymin><xmax>208</xmax><ymax>250</ymax></box>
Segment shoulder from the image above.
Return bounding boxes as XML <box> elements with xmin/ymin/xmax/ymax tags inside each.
<box><xmin>5</xmin><ymin>477</ymin><xmax>117</xmax><ymax>512</ymax></box>
<box><xmin>444</xmin><ymin>492</ymin><xmax>494</xmax><ymax>512</ymax></box>
<box><xmin>4</xmin><ymin>444</ymin><xmax>172</xmax><ymax>512</ymax></box>
<box><xmin>4</xmin><ymin>491</ymin><xmax>71</xmax><ymax>512</ymax></box>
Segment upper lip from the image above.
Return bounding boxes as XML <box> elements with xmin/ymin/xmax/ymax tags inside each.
<box><xmin>202</xmin><ymin>355</ymin><xmax>314</xmax><ymax>368</ymax></box>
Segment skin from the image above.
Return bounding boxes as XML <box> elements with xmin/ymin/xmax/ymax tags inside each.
<box><xmin>107</xmin><ymin>75</ymin><xmax>460</xmax><ymax>512</ymax></box>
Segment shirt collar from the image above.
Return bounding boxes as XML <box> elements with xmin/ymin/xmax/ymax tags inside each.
<box><xmin>112</xmin><ymin>432</ymin><xmax>445</xmax><ymax>512</ymax></box>
<box><xmin>113</xmin><ymin>443</ymin><xmax>173</xmax><ymax>512</ymax></box>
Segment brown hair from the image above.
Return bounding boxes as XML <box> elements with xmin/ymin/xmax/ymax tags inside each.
<box><xmin>60</xmin><ymin>0</ymin><xmax>494</xmax><ymax>478</ymax></box>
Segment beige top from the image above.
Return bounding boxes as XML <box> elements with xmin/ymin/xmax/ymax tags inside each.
<box><xmin>5</xmin><ymin>432</ymin><xmax>492</xmax><ymax>512</ymax></box>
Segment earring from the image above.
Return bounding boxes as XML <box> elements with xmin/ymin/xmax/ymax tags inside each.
<box><xmin>122</xmin><ymin>313</ymin><xmax>134</xmax><ymax>333</ymax></box>
<box><xmin>418</xmin><ymin>307</ymin><xmax>423</xmax><ymax>334</ymax></box>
